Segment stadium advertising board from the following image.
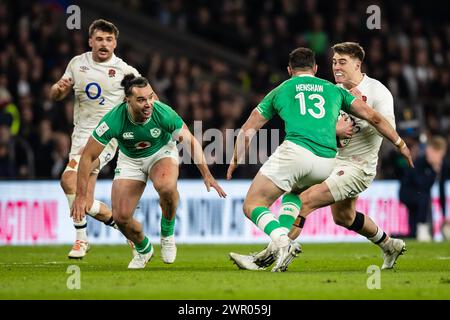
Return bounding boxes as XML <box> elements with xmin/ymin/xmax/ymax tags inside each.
<box><xmin>0</xmin><ymin>181</ymin><xmax>447</xmax><ymax>245</ymax></box>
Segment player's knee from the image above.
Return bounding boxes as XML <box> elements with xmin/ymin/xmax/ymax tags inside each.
<box><xmin>112</xmin><ymin>212</ymin><xmax>131</xmax><ymax>227</ymax></box>
<box><xmin>242</xmin><ymin>201</ymin><xmax>254</xmax><ymax>218</ymax></box>
<box><xmin>60</xmin><ymin>173</ymin><xmax>76</xmax><ymax>194</ymax></box>
<box><xmin>155</xmin><ymin>182</ymin><xmax>177</xmax><ymax>199</ymax></box>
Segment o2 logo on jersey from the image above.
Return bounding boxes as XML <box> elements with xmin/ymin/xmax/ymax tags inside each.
<box><xmin>150</xmin><ymin>128</ymin><xmax>161</xmax><ymax>138</ymax></box>
<box><xmin>85</xmin><ymin>82</ymin><xmax>105</xmax><ymax>105</ymax></box>
<box><xmin>135</xmin><ymin>141</ymin><xmax>151</xmax><ymax>150</ymax></box>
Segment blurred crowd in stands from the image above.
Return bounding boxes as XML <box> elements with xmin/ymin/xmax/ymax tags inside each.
<box><xmin>0</xmin><ymin>0</ymin><xmax>449</xmax><ymax>181</ymax></box>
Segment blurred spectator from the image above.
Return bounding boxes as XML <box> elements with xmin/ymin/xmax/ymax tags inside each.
<box><xmin>0</xmin><ymin>115</ymin><xmax>15</xmax><ymax>177</ymax></box>
<box><xmin>31</xmin><ymin>118</ymin><xmax>55</xmax><ymax>178</ymax></box>
<box><xmin>0</xmin><ymin>114</ymin><xmax>32</xmax><ymax>178</ymax></box>
<box><xmin>50</xmin><ymin>132</ymin><xmax>70</xmax><ymax>179</ymax></box>
<box><xmin>0</xmin><ymin>86</ymin><xmax>20</xmax><ymax>136</ymax></box>
<box><xmin>399</xmin><ymin>136</ymin><xmax>448</xmax><ymax>241</ymax></box>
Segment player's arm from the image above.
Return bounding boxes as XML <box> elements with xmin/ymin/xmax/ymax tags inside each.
<box><xmin>227</xmin><ymin>109</ymin><xmax>268</xmax><ymax>179</ymax></box>
<box><xmin>348</xmin><ymin>99</ymin><xmax>414</xmax><ymax>167</ymax></box>
<box><xmin>50</xmin><ymin>77</ymin><xmax>73</xmax><ymax>101</ymax></box>
<box><xmin>71</xmin><ymin>137</ymin><xmax>105</xmax><ymax>221</ymax></box>
<box><xmin>175</xmin><ymin>123</ymin><xmax>227</xmax><ymax>198</ymax></box>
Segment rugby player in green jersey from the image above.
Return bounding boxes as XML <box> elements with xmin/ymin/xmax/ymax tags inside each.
<box><xmin>71</xmin><ymin>74</ymin><xmax>226</xmax><ymax>269</ymax></box>
<box><xmin>227</xmin><ymin>47</ymin><xmax>413</xmax><ymax>272</ymax></box>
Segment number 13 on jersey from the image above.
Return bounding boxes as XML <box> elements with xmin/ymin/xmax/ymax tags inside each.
<box><xmin>295</xmin><ymin>92</ymin><xmax>325</xmax><ymax>119</ymax></box>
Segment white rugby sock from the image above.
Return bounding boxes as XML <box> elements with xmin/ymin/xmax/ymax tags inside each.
<box><xmin>66</xmin><ymin>194</ymin><xmax>88</xmax><ymax>241</ymax></box>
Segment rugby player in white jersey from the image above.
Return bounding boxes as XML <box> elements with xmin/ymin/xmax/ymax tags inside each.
<box><xmin>50</xmin><ymin>19</ymin><xmax>146</xmax><ymax>259</ymax></box>
<box><xmin>230</xmin><ymin>42</ymin><xmax>408</xmax><ymax>271</ymax></box>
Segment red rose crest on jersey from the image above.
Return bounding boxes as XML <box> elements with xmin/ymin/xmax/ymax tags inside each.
<box><xmin>362</xmin><ymin>95</ymin><xmax>367</xmax><ymax>102</ymax></box>
<box><xmin>135</xmin><ymin>141</ymin><xmax>151</xmax><ymax>150</ymax></box>
<box><xmin>108</xmin><ymin>69</ymin><xmax>116</xmax><ymax>77</ymax></box>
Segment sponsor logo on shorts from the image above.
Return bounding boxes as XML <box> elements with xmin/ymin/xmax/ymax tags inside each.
<box><xmin>347</xmin><ymin>190</ymin><xmax>358</xmax><ymax>198</ymax></box>
<box><xmin>123</xmin><ymin>132</ymin><xmax>134</xmax><ymax>140</ymax></box>
<box><xmin>95</xmin><ymin>122</ymin><xmax>110</xmax><ymax>137</ymax></box>
<box><xmin>104</xmin><ymin>153</ymin><xmax>112</xmax><ymax>162</ymax></box>
<box><xmin>114</xmin><ymin>168</ymin><xmax>121</xmax><ymax>175</ymax></box>
<box><xmin>150</xmin><ymin>128</ymin><xmax>161</xmax><ymax>138</ymax></box>
<box><xmin>135</xmin><ymin>141</ymin><xmax>151</xmax><ymax>150</ymax></box>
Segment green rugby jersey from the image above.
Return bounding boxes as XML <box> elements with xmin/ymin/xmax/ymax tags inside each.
<box><xmin>92</xmin><ymin>101</ymin><xmax>183</xmax><ymax>158</ymax></box>
<box><xmin>256</xmin><ymin>74</ymin><xmax>355</xmax><ymax>158</ymax></box>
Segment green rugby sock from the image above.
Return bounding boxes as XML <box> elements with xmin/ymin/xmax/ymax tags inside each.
<box><xmin>161</xmin><ymin>215</ymin><xmax>175</xmax><ymax>237</ymax></box>
<box><xmin>251</xmin><ymin>206</ymin><xmax>286</xmax><ymax>243</ymax></box>
<box><xmin>278</xmin><ymin>193</ymin><xmax>302</xmax><ymax>233</ymax></box>
<box><xmin>134</xmin><ymin>236</ymin><xmax>152</xmax><ymax>254</ymax></box>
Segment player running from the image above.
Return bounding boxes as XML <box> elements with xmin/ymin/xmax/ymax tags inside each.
<box><xmin>230</xmin><ymin>42</ymin><xmax>410</xmax><ymax>272</ymax></box>
<box><xmin>71</xmin><ymin>74</ymin><xmax>226</xmax><ymax>269</ymax></box>
<box><xmin>226</xmin><ymin>47</ymin><xmax>413</xmax><ymax>272</ymax></box>
<box><xmin>50</xmin><ymin>19</ymin><xmax>148</xmax><ymax>259</ymax></box>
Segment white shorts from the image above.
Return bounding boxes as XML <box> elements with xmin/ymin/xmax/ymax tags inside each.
<box><xmin>114</xmin><ymin>141</ymin><xmax>179</xmax><ymax>182</ymax></box>
<box><xmin>259</xmin><ymin>140</ymin><xmax>336</xmax><ymax>192</ymax></box>
<box><xmin>65</xmin><ymin>128</ymin><xmax>118</xmax><ymax>174</ymax></box>
<box><xmin>325</xmin><ymin>160</ymin><xmax>375</xmax><ymax>202</ymax></box>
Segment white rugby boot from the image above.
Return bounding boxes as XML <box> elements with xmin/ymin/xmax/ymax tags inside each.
<box><xmin>253</xmin><ymin>241</ymin><xmax>277</xmax><ymax>268</ymax></box>
<box><xmin>68</xmin><ymin>239</ymin><xmax>90</xmax><ymax>259</ymax></box>
<box><xmin>161</xmin><ymin>235</ymin><xmax>177</xmax><ymax>264</ymax></box>
<box><xmin>271</xmin><ymin>240</ymin><xmax>302</xmax><ymax>272</ymax></box>
<box><xmin>128</xmin><ymin>246</ymin><xmax>154</xmax><ymax>269</ymax></box>
<box><xmin>381</xmin><ymin>238</ymin><xmax>406</xmax><ymax>270</ymax></box>
<box><xmin>229</xmin><ymin>252</ymin><xmax>264</xmax><ymax>271</ymax></box>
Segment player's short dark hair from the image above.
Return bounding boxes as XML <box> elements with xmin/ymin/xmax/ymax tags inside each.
<box><xmin>288</xmin><ymin>48</ymin><xmax>316</xmax><ymax>70</ymax></box>
<box><xmin>121</xmin><ymin>74</ymin><xmax>149</xmax><ymax>97</ymax></box>
<box><xmin>88</xmin><ymin>19</ymin><xmax>119</xmax><ymax>38</ymax></box>
<box><xmin>332</xmin><ymin>42</ymin><xmax>365</xmax><ymax>62</ymax></box>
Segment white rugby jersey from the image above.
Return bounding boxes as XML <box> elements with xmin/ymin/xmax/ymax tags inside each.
<box><xmin>63</xmin><ymin>52</ymin><xmax>140</xmax><ymax>131</ymax></box>
<box><xmin>337</xmin><ymin>74</ymin><xmax>395</xmax><ymax>175</ymax></box>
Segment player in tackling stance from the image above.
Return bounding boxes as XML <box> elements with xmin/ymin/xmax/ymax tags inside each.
<box><xmin>50</xmin><ymin>19</ymin><xmax>144</xmax><ymax>259</ymax></box>
<box><xmin>72</xmin><ymin>74</ymin><xmax>226</xmax><ymax>269</ymax></box>
<box><xmin>227</xmin><ymin>47</ymin><xmax>413</xmax><ymax>272</ymax></box>
<box><xmin>230</xmin><ymin>42</ymin><xmax>410</xmax><ymax>272</ymax></box>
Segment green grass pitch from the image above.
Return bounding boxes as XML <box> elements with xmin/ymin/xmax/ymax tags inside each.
<box><xmin>0</xmin><ymin>242</ymin><xmax>449</xmax><ymax>299</ymax></box>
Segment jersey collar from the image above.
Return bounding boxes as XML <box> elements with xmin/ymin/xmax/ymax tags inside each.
<box><xmin>126</xmin><ymin>104</ymin><xmax>152</xmax><ymax>125</ymax></box>
<box><xmin>356</xmin><ymin>73</ymin><xmax>368</xmax><ymax>89</ymax></box>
